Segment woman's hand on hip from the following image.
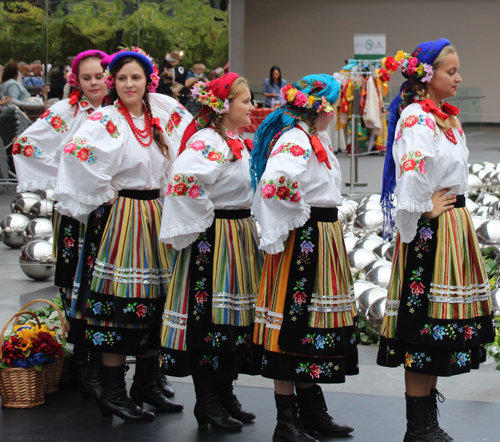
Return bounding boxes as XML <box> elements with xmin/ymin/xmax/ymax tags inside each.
<box><xmin>103</xmin><ymin>189</ymin><xmax>118</xmax><ymax>206</ymax></box>
<box><xmin>423</xmin><ymin>188</ymin><xmax>456</xmax><ymax>219</ymax></box>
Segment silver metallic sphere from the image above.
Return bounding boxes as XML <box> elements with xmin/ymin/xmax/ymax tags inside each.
<box><xmin>30</xmin><ymin>188</ymin><xmax>55</xmax><ymax>202</ymax></box>
<box><xmin>10</xmin><ymin>192</ymin><xmax>42</xmax><ymax>212</ymax></box>
<box><xmin>28</xmin><ymin>199</ymin><xmax>54</xmax><ymax>220</ymax></box>
<box><xmin>483</xmin><ymin>162</ymin><xmax>496</xmax><ymax>172</ymax></box>
<box><xmin>19</xmin><ymin>240</ymin><xmax>55</xmax><ymax>281</ymax></box>
<box><xmin>348</xmin><ymin>248</ymin><xmax>379</xmax><ymax>274</ymax></box>
<box><xmin>366</xmin><ymin>297</ymin><xmax>387</xmax><ymax>335</ymax></box>
<box><xmin>346</xmin><ymin>199</ymin><xmax>359</xmax><ymax>211</ymax></box>
<box><xmin>465</xmin><ymin>198</ymin><xmax>478</xmax><ymax>215</ymax></box>
<box><xmin>476</xmin><ymin>220</ymin><xmax>500</xmax><ymax>245</ymax></box>
<box><xmin>338</xmin><ymin>210</ymin><xmax>347</xmax><ymax>231</ymax></box>
<box><xmin>12</xmin><ymin>194</ymin><xmax>42</xmax><ymax>217</ymax></box>
<box><xmin>470</xmin><ymin>164</ymin><xmax>484</xmax><ymax>175</ymax></box>
<box><xmin>477</xmin><ymin>170</ymin><xmax>490</xmax><ymax>182</ymax></box>
<box><xmin>488</xmin><ymin>172</ymin><xmax>500</xmax><ymax>196</ymax></box>
<box><xmin>338</xmin><ymin>199</ymin><xmax>356</xmax><ymax>229</ymax></box>
<box><xmin>475</xmin><ymin>206</ymin><xmax>491</xmax><ymax>219</ymax></box>
<box><xmin>1</xmin><ymin>213</ymin><xmax>30</xmax><ymax>248</ymax></box>
<box><xmin>359</xmin><ymin>259</ymin><xmax>392</xmax><ymax>280</ymax></box>
<box><xmin>47</xmin><ymin>236</ymin><xmax>54</xmax><ymax>245</ymax></box>
<box><xmin>343</xmin><ymin>232</ymin><xmax>359</xmax><ymax>254</ymax></box>
<box><xmin>471</xmin><ymin>216</ymin><xmax>488</xmax><ymax>231</ymax></box>
<box><xmin>366</xmin><ymin>264</ymin><xmax>392</xmax><ymax>288</ymax></box>
<box><xmin>24</xmin><ymin>218</ymin><xmax>54</xmax><ymax>241</ymax></box>
<box><xmin>353</xmin><ymin>280</ymin><xmax>376</xmax><ymax>300</ymax></box>
<box><xmin>356</xmin><ymin>199</ymin><xmax>382</xmax><ymax>215</ymax></box>
<box><xmin>374</xmin><ymin>241</ymin><xmax>395</xmax><ymax>261</ymax></box>
<box><xmin>490</xmin><ymin>288</ymin><xmax>500</xmax><ymax>317</ymax></box>
<box><xmin>354</xmin><ymin>235</ymin><xmax>383</xmax><ymax>253</ymax></box>
<box><xmin>353</xmin><ymin>209</ymin><xmax>384</xmax><ymax>237</ymax></box>
<box><xmin>476</xmin><ymin>193</ymin><xmax>499</xmax><ymax>208</ymax></box>
<box><xmin>467</xmin><ymin>174</ymin><xmax>483</xmax><ymax>198</ymax></box>
<box><xmin>357</xmin><ymin>286</ymin><xmax>388</xmax><ymax>316</ymax></box>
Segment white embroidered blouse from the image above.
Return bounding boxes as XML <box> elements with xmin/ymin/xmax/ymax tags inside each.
<box><xmin>53</xmin><ymin>94</ymin><xmax>192</xmax><ymax>222</ymax></box>
<box><xmin>393</xmin><ymin>102</ymin><xmax>467</xmax><ymax>243</ymax></box>
<box><xmin>12</xmin><ymin>95</ymin><xmax>97</xmax><ymax>192</ymax></box>
<box><xmin>159</xmin><ymin>127</ymin><xmax>253</xmax><ymax>250</ymax></box>
<box><xmin>252</xmin><ymin>120</ymin><xmax>343</xmax><ymax>254</ymax></box>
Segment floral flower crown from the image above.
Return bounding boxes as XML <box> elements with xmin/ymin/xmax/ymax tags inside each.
<box><xmin>395</xmin><ymin>50</ymin><xmax>434</xmax><ymax>83</ymax></box>
<box><xmin>190</xmin><ymin>81</ymin><xmax>230</xmax><ymax>115</ymax></box>
<box><xmin>104</xmin><ymin>47</ymin><xmax>159</xmax><ymax>93</ymax></box>
<box><xmin>280</xmin><ymin>81</ymin><xmax>335</xmax><ymax>115</ymax></box>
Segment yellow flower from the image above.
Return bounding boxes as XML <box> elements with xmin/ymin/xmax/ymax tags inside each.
<box><xmin>395</xmin><ymin>50</ymin><xmax>406</xmax><ymax>62</ymax></box>
<box><xmin>415</xmin><ymin>64</ymin><xmax>424</xmax><ymax>76</ymax></box>
<box><xmin>307</xmin><ymin>96</ymin><xmax>315</xmax><ymax>104</ymax></box>
<box><xmin>405</xmin><ymin>352</ymin><xmax>414</xmax><ymax>367</ymax></box>
<box><xmin>286</xmin><ymin>88</ymin><xmax>298</xmax><ymax>102</ymax></box>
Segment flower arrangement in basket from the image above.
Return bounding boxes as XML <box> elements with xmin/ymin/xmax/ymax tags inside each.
<box><xmin>0</xmin><ymin>311</ymin><xmax>60</xmax><ymax>408</ymax></box>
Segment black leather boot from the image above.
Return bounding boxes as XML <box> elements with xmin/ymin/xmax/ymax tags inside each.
<box><xmin>273</xmin><ymin>393</ymin><xmax>318</xmax><ymax>442</ymax></box>
<box><xmin>157</xmin><ymin>372</ymin><xmax>175</xmax><ymax>398</ymax></box>
<box><xmin>129</xmin><ymin>356</ymin><xmax>183</xmax><ymax>413</ymax></box>
<box><xmin>99</xmin><ymin>364</ymin><xmax>155</xmax><ymax>422</ymax></box>
<box><xmin>296</xmin><ymin>384</ymin><xmax>354</xmax><ymax>436</ymax></box>
<box><xmin>68</xmin><ymin>343</ymin><xmax>88</xmax><ymax>389</ymax></box>
<box><xmin>192</xmin><ymin>373</ymin><xmax>243</xmax><ymax>430</ymax></box>
<box><xmin>429</xmin><ymin>389</ymin><xmax>453</xmax><ymax>442</ymax></box>
<box><xmin>81</xmin><ymin>351</ymin><xmax>102</xmax><ymax>402</ymax></box>
<box><xmin>217</xmin><ymin>378</ymin><xmax>256</xmax><ymax>423</ymax></box>
<box><xmin>404</xmin><ymin>394</ymin><xmax>441</xmax><ymax>442</ymax></box>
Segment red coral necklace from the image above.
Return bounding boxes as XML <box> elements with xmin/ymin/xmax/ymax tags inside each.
<box><xmin>118</xmin><ymin>99</ymin><xmax>153</xmax><ymax>147</ymax></box>
<box><xmin>444</xmin><ymin>128</ymin><xmax>457</xmax><ymax>145</ymax></box>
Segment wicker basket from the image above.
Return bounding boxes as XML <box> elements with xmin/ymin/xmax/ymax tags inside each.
<box><xmin>0</xmin><ymin>311</ymin><xmax>48</xmax><ymax>408</ymax></box>
<box><xmin>21</xmin><ymin>299</ymin><xmax>68</xmax><ymax>394</ymax></box>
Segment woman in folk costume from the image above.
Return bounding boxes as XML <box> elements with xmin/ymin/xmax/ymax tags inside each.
<box><xmin>377</xmin><ymin>39</ymin><xmax>494</xmax><ymax>442</ymax></box>
<box><xmin>54</xmin><ymin>47</ymin><xmax>192</xmax><ymax>422</ymax></box>
<box><xmin>12</xmin><ymin>49</ymin><xmax>108</xmax><ymax>387</ymax></box>
<box><xmin>158</xmin><ymin>73</ymin><xmax>263</xmax><ymax>430</ymax></box>
<box><xmin>250</xmin><ymin>74</ymin><xmax>358</xmax><ymax>442</ymax></box>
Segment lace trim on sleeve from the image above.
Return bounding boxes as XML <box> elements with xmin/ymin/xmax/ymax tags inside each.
<box><xmin>159</xmin><ymin>216</ymin><xmax>214</xmax><ymax>250</ymax></box>
<box><xmin>54</xmin><ymin>184</ymin><xmax>116</xmax><ymax>218</ymax></box>
<box><xmin>16</xmin><ymin>178</ymin><xmax>57</xmax><ymax>193</ymax></box>
<box><xmin>395</xmin><ymin>200</ymin><xmax>433</xmax><ymax>243</ymax></box>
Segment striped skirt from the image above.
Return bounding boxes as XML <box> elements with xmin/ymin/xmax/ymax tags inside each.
<box><xmin>377</xmin><ymin>206</ymin><xmax>495</xmax><ymax>376</ymax></box>
<box><xmin>70</xmin><ymin>189</ymin><xmax>173</xmax><ymax>355</ymax></box>
<box><xmin>253</xmin><ymin>207</ymin><xmax>359</xmax><ymax>384</ymax></box>
<box><xmin>159</xmin><ymin>210</ymin><xmax>263</xmax><ymax>379</ymax></box>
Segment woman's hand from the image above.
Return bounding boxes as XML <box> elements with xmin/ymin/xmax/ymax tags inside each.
<box><xmin>422</xmin><ymin>188</ymin><xmax>456</xmax><ymax>219</ymax></box>
<box><xmin>103</xmin><ymin>189</ymin><xmax>118</xmax><ymax>206</ymax></box>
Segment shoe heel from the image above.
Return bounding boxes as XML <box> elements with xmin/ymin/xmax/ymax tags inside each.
<box><xmin>195</xmin><ymin>414</ymin><xmax>208</xmax><ymax>428</ymax></box>
<box><xmin>98</xmin><ymin>402</ymin><xmax>113</xmax><ymax>420</ymax></box>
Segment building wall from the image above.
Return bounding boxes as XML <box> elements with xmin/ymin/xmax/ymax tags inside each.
<box><xmin>241</xmin><ymin>0</ymin><xmax>499</xmax><ymax>122</ymax></box>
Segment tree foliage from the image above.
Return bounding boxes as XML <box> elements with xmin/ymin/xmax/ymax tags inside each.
<box><xmin>0</xmin><ymin>0</ymin><xmax>228</xmax><ymax>68</ymax></box>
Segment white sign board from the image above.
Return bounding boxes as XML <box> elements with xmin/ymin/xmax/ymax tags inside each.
<box><xmin>354</xmin><ymin>34</ymin><xmax>386</xmax><ymax>59</ymax></box>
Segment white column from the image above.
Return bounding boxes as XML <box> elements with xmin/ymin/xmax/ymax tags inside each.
<box><xmin>229</xmin><ymin>0</ymin><xmax>245</xmax><ymax>75</ymax></box>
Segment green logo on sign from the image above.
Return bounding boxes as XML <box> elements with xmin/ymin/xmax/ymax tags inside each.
<box><xmin>365</xmin><ymin>40</ymin><xmax>373</xmax><ymax>51</ymax></box>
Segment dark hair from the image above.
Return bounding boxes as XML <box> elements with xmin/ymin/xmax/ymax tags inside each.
<box><xmin>108</xmin><ymin>56</ymin><xmax>170</xmax><ymax>159</ymax></box>
<box><xmin>269</xmin><ymin>65</ymin><xmax>282</xmax><ymax>87</ymax></box>
<box><xmin>1</xmin><ymin>60</ymin><xmax>19</xmax><ymax>83</ymax></box>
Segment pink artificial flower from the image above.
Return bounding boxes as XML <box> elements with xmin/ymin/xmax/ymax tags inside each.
<box><xmin>408</xmin><ymin>57</ymin><xmax>418</xmax><ymax>67</ymax></box>
<box><xmin>421</xmin><ymin>64</ymin><xmax>434</xmax><ymax>83</ymax></box>
<box><xmin>294</xmin><ymin>91</ymin><xmax>307</xmax><ymax>107</ymax></box>
<box><xmin>67</xmin><ymin>71</ymin><xmax>79</xmax><ymax>87</ymax></box>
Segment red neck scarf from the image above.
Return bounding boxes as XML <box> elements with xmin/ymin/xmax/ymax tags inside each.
<box><xmin>419</xmin><ymin>98</ymin><xmax>460</xmax><ymax>120</ymax></box>
<box><xmin>296</xmin><ymin>124</ymin><xmax>332</xmax><ymax>170</ymax></box>
<box><xmin>209</xmin><ymin>127</ymin><xmax>251</xmax><ymax>159</ymax></box>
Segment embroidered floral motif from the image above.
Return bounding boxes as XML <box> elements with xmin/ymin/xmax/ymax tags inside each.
<box><xmin>193</xmin><ymin>277</ymin><xmax>208</xmax><ymax>316</ymax></box>
<box><xmin>86</xmin><ymin>299</ymin><xmax>114</xmax><ymax>315</ymax></box>
<box><xmin>235</xmin><ymin>333</ymin><xmax>251</xmax><ymax>347</ymax></box>
<box><xmin>123</xmin><ymin>302</ymin><xmax>153</xmax><ymax>318</ymax></box>
<box><xmin>204</xmin><ymin>332</ymin><xmax>228</xmax><ymax>347</ymax></box>
<box><xmin>405</xmin><ymin>351</ymin><xmax>431</xmax><ymax>369</ymax></box>
<box><xmin>87</xmin><ymin>243</ymin><xmax>97</xmax><ymax>282</ymax></box>
<box><xmin>398</xmin><ymin>114</ymin><xmax>436</xmax><ymax>140</ymax></box>
<box><xmin>88</xmin><ymin>112</ymin><xmax>120</xmax><ymax>139</ymax></box>
<box><xmin>166</xmin><ymin>174</ymin><xmax>205</xmax><ymax>199</ymax></box>
<box><xmin>399</xmin><ymin>150</ymin><xmax>427</xmax><ymax>178</ymax></box>
<box><xmin>62</xmin><ymin>224</ymin><xmax>75</xmax><ymax>263</ymax></box>
<box><xmin>414</xmin><ymin>218</ymin><xmax>433</xmax><ymax>257</ymax></box>
<box><xmin>160</xmin><ymin>353</ymin><xmax>176</xmax><ymax>369</ymax></box>
<box><xmin>12</xmin><ymin>136</ymin><xmax>44</xmax><ymax>157</ymax></box>
<box><xmin>63</xmin><ymin>137</ymin><xmax>96</xmax><ymax>164</ymax></box>
<box><xmin>185</xmin><ymin>139</ymin><xmax>227</xmax><ymax>164</ymax></box>
<box><xmin>301</xmin><ymin>332</ymin><xmax>339</xmax><ymax>349</ymax></box>
<box><xmin>451</xmin><ymin>351</ymin><xmax>470</xmax><ymax>367</ymax></box>
<box><xmin>420</xmin><ymin>322</ymin><xmax>479</xmax><ymax>342</ymax></box>
<box><xmin>296</xmin><ymin>227</ymin><xmax>313</xmax><ymax>267</ymax></box>
<box><xmin>407</xmin><ymin>266</ymin><xmax>425</xmax><ymax>313</ymax></box>
<box><xmin>271</xmin><ymin>142</ymin><xmax>311</xmax><ymax>161</ymax></box>
<box><xmin>261</xmin><ymin>176</ymin><xmax>301</xmax><ymax>202</ymax></box>
<box><xmin>166</xmin><ymin>106</ymin><xmax>186</xmax><ymax>136</ymax></box>
<box><xmin>199</xmin><ymin>354</ymin><xmax>218</xmax><ymax>369</ymax></box>
<box><xmin>290</xmin><ymin>278</ymin><xmax>307</xmax><ymax>318</ymax></box>
<box><xmin>85</xmin><ymin>329</ymin><xmax>122</xmax><ymax>346</ymax></box>
<box><xmin>295</xmin><ymin>361</ymin><xmax>338</xmax><ymax>379</ymax></box>
<box><xmin>40</xmin><ymin>110</ymin><xmax>69</xmax><ymax>133</ymax></box>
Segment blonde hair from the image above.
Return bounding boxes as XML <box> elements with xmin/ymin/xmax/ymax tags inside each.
<box><xmin>212</xmin><ymin>77</ymin><xmax>250</xmax><ymax>162</ymax></box>
<box><xmin>413</xmin><ymin>45</ymin><xmax>459</xmax><ymax>131</ymax></box>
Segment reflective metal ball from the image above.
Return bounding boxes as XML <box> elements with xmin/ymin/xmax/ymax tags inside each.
<box><xmin>488</xmin><ymin>172</ymin><xmax>500</xmax><ymax>196</ymax></box>
<box><xmin>476</xmin><ymin>220</ymin><xmax>500</xmax><ymax>245</ymax></box>
<box><xmin>11</xmin><ymin>193</ymin><xmax>42</xmax><ymax>216</ymax></box>
<box><xmin>346</xmin><ymin>199</ymin><xmax>359</xmax><ymax>211</ymax></box>
<box><xmin>28</xmin><ymin>199</ymin><xmax>54</xmax><ymax>220</ymax></box>
<box><xmin>467</xmin><ymin>174</ymin><xmax>483</xmax><ymax>198</ymax></box>
<box><xmin>366</xmin><ymin>297</ymin><xmax>387</xmax><ymax>335</ymax></box>
<box><xmin>472</xmin><ymin>216</ymin><xmax>488</xmax><ymax>231</ymax></box>
<box><xmin>353</xmin><ymin>235</ymin><xmax>383</xmax><ymax>253</ymax></box>
<box><xmin>359</xmin><ymin>259</ymin><xmax>392</xmax><ymax>280</ymax></box>
<box><xmin>366</xmin><ymin>264</ymin><xmax>392</xmax><ymax>288</ymax></box>
<box><xmin>490</xmin><ymin>288</ymin><xmax>500</xmax><ymax>317</ymax></box>
<box><xmin>357</xmin><ymin>286</ymin><xmax>388</xmax><ymax>316</ymax></box>
<box><xmin>343</xmin><ymin>232</ymin><xmax>359</xmax><ymax>254</ymax></box>
<box><xmin>348</xmin><ymin>248</ymin><xmax>379</xmax><ymax>273</ymax></box>
<box><xmin>476</xmin><ymin>193</ymin><xmax>499</xmax><ymax>207</ymax></box>
<box><xmin>353</xmin><ymin>280</ymin><xmax>376</xmax><ymax>301</ymax></box>
<box><xmin>470</xmin><ymin>164</ymin><xmax>484</xmax><ymax>175</ymax></box>
<box><xmin>353</xmin><ymin>209</ymin><xmax>384</xmax><ymax>237</ymax></box>
<box><xmin>338</xmin><ymin>199</ymin><xmax>356</xmax><ymax>229</ymax></box>
<box><xmin>24</xmin><ymin>218</ymin><xmax>54</xmax><ymax>241</ymax></box>
<box><xmin>19</xmin><ymin>239</ymin><xmax>55</xmax><ymax>281</ymax></box>
<box><xmin>483</xmin><ymin>162</ymin><xmax>496</xmax><ymax>172</ymax></box>
<box><xmin>1</xmin><ymin>213</ymin><xmax>30</xmax><ymax>248</ymax></box>
<box><xmin>475</xmin><ymin>206</ymin><xmax>491</xmax><ymax>219</ymax></box>
<box><xmin>374</xmin><ymin>241</ymin><xmax>395</xmax><ymax>261</ymax></box>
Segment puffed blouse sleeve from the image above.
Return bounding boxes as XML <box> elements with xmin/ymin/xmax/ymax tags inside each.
<box><xmin>252</xmin><ymin>130</ymin><xmax>311</xmax><ymax>254</ymax></box>
<box><xmin>393</xmin><ymin>110</ymin><xmax>437</xmax><ymax>243</ymax></box>
<box><xmin>159</xmin><ymin>132</ymin><xmax>226</xmax><ymax>250</ymax></box>
<box><xmin>12</xmin><ymin>100</ymin><xmax>75</xmax><ymax>192</ymax></box>
<box><xmin>53</xmin><ymin>108</ymin><xmax>124</xmax><ymax>222</ymax></box>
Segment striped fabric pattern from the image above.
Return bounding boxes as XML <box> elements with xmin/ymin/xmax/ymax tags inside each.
<box><xmin>90</xmin><ymin>195</ymin><xmax>173</xmax><ymax>299</ymax></box>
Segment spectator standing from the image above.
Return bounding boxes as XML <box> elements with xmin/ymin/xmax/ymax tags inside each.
<box><xmin>262</xmin><ymin>65</ymin><xmax>287</xmax><ymax>108</ymax></box>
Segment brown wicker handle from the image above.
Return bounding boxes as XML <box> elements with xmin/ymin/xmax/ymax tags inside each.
<box><xmin>20</xmin><ymin>299</ymin><xmax>67</xmax><ymax>340</ymax></box>
<box><xmin>0</xmin><ymin>311</ymin><xmax>42</xmax><ymax>360</ymax></box>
